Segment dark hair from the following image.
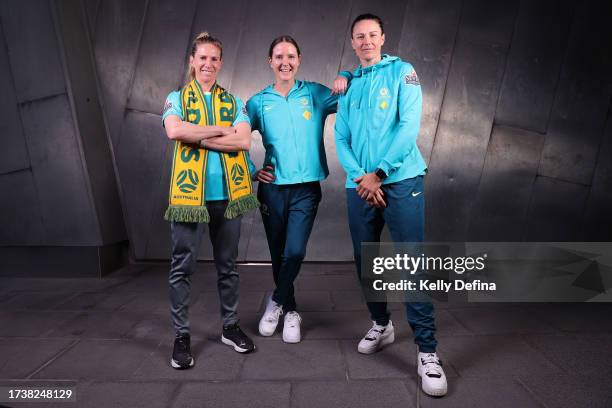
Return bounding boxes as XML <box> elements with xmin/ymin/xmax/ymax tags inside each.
<box><xmin>350</xmin><ymin>13</ymin><xmax>384</xmax><ymax>37</ymax></box>
<box><xmin>185</xmin><ymin>32</ymin><xmax>223</xmax><ymax>83</ymax></box>
<box><xmin>268</xmin><ymin>35</ymin><xmax>301</xmax><ymax>59</ymax></box>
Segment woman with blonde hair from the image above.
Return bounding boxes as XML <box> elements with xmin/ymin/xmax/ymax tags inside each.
<box><xmin>162</xmin><ymin>32</ymin><xmax>258</xmax><ymax>369</ymax></box>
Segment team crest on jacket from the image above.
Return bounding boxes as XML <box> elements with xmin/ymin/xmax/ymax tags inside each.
<box><xmin>405</xmin><ymin>69</ymin><xmax>420</xmax><ymax>86</ymax></box>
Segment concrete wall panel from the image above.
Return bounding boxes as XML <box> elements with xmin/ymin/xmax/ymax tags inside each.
<box><xmin>399</xmin><ymin>0</ymin><xmax>461</xmax><ymax>163</ymax></box>
<box><xmin>0</xmin><ymin>0</ymin><xmax>65</xmax><ymax>102</ymax></box>
<box><xmin>468</xmin><ymin>126</ymin><xmax>545</xmax><ymax>241</ymax></box>
<box><xmin>306</xmin><ymin>115</ymin><xmax>354</xmax><ymax>261</ymax></box>
<box><xmin>525</xmin><ymin>177</ymin><xmax>589</xmax><ymax>241</ymax></box>
<box><xmin>115</xmin><ymin>110</ymin><xmax>167</xmax><ymax>258</ymax></box>
<box><xmin>0</xmin><ymin>170</ymin><xmax>45</xmax><ymax>245</ymax></box>
<box><xmin>54</xmin><ymin>0</ymin><xmax>127</xmax><ymax>244</ymax></box>
<box><xmin>20</xmin><ymin>95</ymin><xmax>100</xmax><ymax>244</ymax></box>
<box><xmin>495</xmin><ymin>0</ymin><xmax>573</xmax><ymax>133</ymax></box>
<box><xmin>0</xmin><ymin>21</ymin><xmax>29</xmax><ymax>174</ymax></box>
<box><xmin>538</xmin><ymin>1</ymin><xmax>612</xmax><ymax>185</ymax></box>
<box><xmin>127</xmin><ymin>0</ymin><xmax>198</xmax><ymax>113</ymax></box>
<box><xmin>582</xmin><ymin>113</ymin><xmax>612</xmax><ymax>240</ymax></box>
<box><xmin>84</xmin><ymin>0</ymin><xmax>99</xmax><ymax>34</ymax></box>
<box><xmin>425</xmin><ymin>41</ymin><xmax>507</xmax><ymax>241</ymax></box>
<box><xmin>458</xmin><ymin>0</ymin><xmax>517</xmax><ymax>46</ymax></box>
<box><xmin>93</xmin><ymin>0</ymin><xmax>147</xmax><ymax>147</ymax></box>
<box><xmin>143</xmin><ymin>137</ymin><xmax>175</xmax><ymax>260</ymax></box>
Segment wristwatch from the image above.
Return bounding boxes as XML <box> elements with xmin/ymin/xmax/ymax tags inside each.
<box><xmin>374</xmin><ymin>168</ymin><xmax>388</xmax><ymax>180</ymax></box>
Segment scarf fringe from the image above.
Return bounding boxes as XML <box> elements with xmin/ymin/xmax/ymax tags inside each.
<box><xmin>224</xmin><ymin>194</ymin><xmax>260</xmax><ymax>219</ymax></box>
<box><xmin>164</xmin><ymin>205</ymin><xmax>210</xmax><ymax>223</ymax></box>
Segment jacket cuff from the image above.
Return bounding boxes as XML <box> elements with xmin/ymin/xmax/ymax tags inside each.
<box><xmin>376</xmin><ymin>160</ymin><xmax>395</xmax><ymax>176</ymax></box>
<box><xmin>338</xmin><ymin>70</ymin><xmax>353</xmax><ymax>80</ymax></box>
<box><xmin>350</xmin><ymin>168</ymin><xmax>367</xmax><ymax>182</ymax></box>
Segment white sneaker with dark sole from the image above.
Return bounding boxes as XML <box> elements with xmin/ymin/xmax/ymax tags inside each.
<box><xmin>357</xmin><ymin>321</ymin><xmax>395</xmax><ymax>354</ymax></box>
<box><xmin>418</xmin><ymin>352</ymin><xmax>447</xmax><ymax>397</ymax></box>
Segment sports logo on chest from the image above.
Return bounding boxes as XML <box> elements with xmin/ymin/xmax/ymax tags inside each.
<box><xmin>298</xmin><ymin>97</ymin><xmax>311</xmax><ymax>120</ymax></box>
<box><xmin>378</xmin><ymin>87</ymin><xmax>390</xmax><ymax>110</ymax></box>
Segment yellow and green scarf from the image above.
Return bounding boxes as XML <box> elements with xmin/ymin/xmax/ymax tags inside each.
<box><xmin>164</xmin><ymin>80</ymin><xmax>258</xmax><ymax>223</ymax></box>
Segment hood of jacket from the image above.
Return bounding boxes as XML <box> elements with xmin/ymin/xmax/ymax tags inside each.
<box><xmin>351</xmin><ymin>54</ymin><xmax>399</xmax><ymax>77</ymax></box>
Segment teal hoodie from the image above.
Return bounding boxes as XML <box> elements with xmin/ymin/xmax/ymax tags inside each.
<box><xmin>335</xmin><ymin>54</ymin><xmax>426</xmax><ymax>188</ymax></box>
<box><xmin>246</xmin><ymin>80</ymin><xmax>339</xmax><ymax>185</ymax></box>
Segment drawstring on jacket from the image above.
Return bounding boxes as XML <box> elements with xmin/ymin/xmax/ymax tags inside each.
<box><xmin>259</xmin><ymin>93</ymin><xmax>266</xmax><ymax>133</ymax></box>
<box><xmin>368</xmin><ymin>65</ymin><xmax>376</xmax><ymax>108</ymax></box>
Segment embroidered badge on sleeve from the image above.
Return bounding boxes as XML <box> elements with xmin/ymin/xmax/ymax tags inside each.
<box><xmin>163</xmin><ymin>100</ymin><xmax>173</xmax><ymax>115</ymax></box>
<box><xmin>404</xmin><ymin>69</ymin><xmax>420</xmax><ymax>86</ymax></box>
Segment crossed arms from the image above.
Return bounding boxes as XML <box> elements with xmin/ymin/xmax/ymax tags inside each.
<box><xmin>164</xmin><ymin>115</ymin><xmax>251</xmax><ymax>152</ymax></box>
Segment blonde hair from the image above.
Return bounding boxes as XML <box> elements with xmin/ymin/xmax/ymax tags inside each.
<box><xmin>185</xmin><ymin>31</ymin><xmax>223</xmax><ymax>83</ymax></box>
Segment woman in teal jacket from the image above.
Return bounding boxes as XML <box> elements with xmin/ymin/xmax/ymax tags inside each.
<box><xmin>246</xmin><ymin>35</ymin><xmax>348</xmax><ymax>343</ymax></box>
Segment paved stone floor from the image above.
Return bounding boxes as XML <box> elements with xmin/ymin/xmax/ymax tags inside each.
<box><xmin>0</xmin><ymin>263</ymin><xmax>611</xmax><ymax>407</ymax></box>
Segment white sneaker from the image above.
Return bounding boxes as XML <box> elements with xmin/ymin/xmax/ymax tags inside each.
<box><xmin>258</xmin><ymin>296</ymin><xmax>283</xmax><ymax>336</ymax></box>
<box><xmin>357</xmin><ymin>321</ymin><xmax>395</xmax><ymax>354</ymax></box>
<box><xmin>282</xmin><ymin>311</ymin><xmax>302</xmax><ymax>343</ymax></box>
<box><xmin>418</xmin><ymin>352</ymin><xmax>447</xmax><ymax>397</ymax></box>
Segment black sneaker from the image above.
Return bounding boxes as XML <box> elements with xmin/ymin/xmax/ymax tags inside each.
<box><xmin>171</xmin><ymin>332</ymin><xmax>194</xmax><ymax>369</ymax></box>
<box><xmin>221</xmin><ymin>323</ymin><xmax>256</xmax><ymax>353</ymax></box>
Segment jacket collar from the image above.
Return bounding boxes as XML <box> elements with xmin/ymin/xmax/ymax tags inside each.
<box><xmin>262</xmin><ymin>79</ymin><xmax>304</xmax><ymax>97</ymax></box>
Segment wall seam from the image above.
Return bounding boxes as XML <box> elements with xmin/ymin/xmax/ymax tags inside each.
<box><xmin>466</xmin><ymin>0</ymin><xmax>521</xmax><ymax>240</ymax></box>
<box><xmin>50</xmin><ymin>0</ymin><xmax>103</xmax><ymax>245</ymax></box>
<box><xmin>579</xmin><ymin>98</ymin><xmax>612</xmax><ymax>239</ymax></box>
<box><xmin>115</xmin><ymin>0</ymin><xmax>151</xmax><ymax>261</ymax></box>
<box><xmin>1</xmin><ymin>6</ymin><xmax>49</xmax><ymax>243</ymax></box>
<box><xmin>425</xmin><ymin>0</ymin><xmax>464</xmax><ymax>170</ymax></box>
<box><xmin>79</xmin><ymin>0</ymin><xmax>129</xmax><ymax>244</ymax></box>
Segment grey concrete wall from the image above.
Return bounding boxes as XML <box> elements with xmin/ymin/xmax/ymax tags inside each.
<box><xmin>2</xmin><ymin>0</ymin><xmax>611</xmax><ymax>262</ymax></box>
<box><xmin>0</xmin><ymin>0</ymin><xmax>127</xmax><ymax>275</ymax></box>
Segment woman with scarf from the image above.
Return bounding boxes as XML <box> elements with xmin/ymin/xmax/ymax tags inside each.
<box><xmin>162</xmin><ymin>32</ymin><xmax>258</xmax><ymax>369</ymax></box>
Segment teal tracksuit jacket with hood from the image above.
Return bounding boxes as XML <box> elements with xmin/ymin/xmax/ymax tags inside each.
<box><xmin>335</xmin><ymin>54</ymin><xmax>426</xmax><ymax>188</ymax></box>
